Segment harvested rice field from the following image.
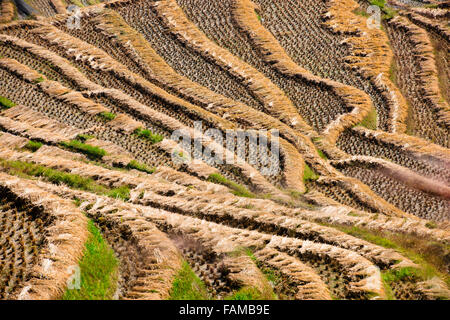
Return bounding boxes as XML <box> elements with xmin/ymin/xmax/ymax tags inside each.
<box><xmin>0</xmin><ymin>0</ymin><xmax>449</xmax><ymax>302</ymax></box>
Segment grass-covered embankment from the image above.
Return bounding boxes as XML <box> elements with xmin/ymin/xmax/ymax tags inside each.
<box><xmin>169</xmin><ymin>261</ymin><xmax>210</xmax><ymax>300</ymax></box>
<box><xmin>329</xmin><ymin>224</ymin><xmax>450</xmax><ymax>298</ymax></box>
<box><xmin>63</xmin><ymin>220</ymin><xmax>119</xmax><ymax>300</ymax></box>
<box><xmin>0</xmin><ymin>159</ymin><xmax>131</xmax><ymax>201</ymax></box>
<box><xmin>207</xmin><ymin>173</ymin><xmax>255</xmax><ymax>198</ymax></box>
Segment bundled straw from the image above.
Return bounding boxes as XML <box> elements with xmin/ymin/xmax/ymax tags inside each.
<box><xmin>0</xmin><ymin>115</ymin><xmax>71</xmax><ymax>144</ymax></box>
<box><xmin>0</xmin><ymin>172</ymin><xmax>88</xmax><ymax>300</ymax></box>
<box><xmin>388</xmin><ymin>16</ymin><xmax>450</xmax><ymax>129</ymax></box>
<box><xmin>324</xmin><ymin>0</ymin><xmax>409</xmax><ymax>133</ymax></box>
<box><xmin>1</xmin><ymin>105</ymin><xmax>82</xmax><ymax>138</ymax></box>
<box><xmin>0</xmin><ymin>57</ymin><xmax>43</xmax><ymax>83</ymax></box>
<box><xmin>232</xmin><ymin>0</ymin><xmax>374</xmax><ymax>144</ymax></box>
<box><xmin>152</xmin><ymin>0</ymin><xmax>315</xmax><ymax>136</ymax></box>
<box><xmin>0</xmin><ymin>0</ymin><xmax>14</xmax><ymax>24</ymax></box>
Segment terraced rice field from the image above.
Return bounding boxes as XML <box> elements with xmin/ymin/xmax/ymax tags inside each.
<box><xmin>0</xmin><ymin>0</ymin><xmax>449</xmax><ymax>300</ymax></box>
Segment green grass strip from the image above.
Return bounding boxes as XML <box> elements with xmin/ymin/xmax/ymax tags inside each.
<box><xmin>303</xmin><ymin>164</ymin><xmax>319</xmax><ymax>183</ymax></box>
<box><xmin>331</xmin><ymin>224</ymin><xmax>450</xmax><ymax>289</ymax></box>
<box><xmin>0</xmin><ymin>96</ymin><xmax>16</xmax><ymax>109</ymax></box>
<box><xmin>106</xmin><ymin>185</ymin><xmax>130</xmax><ymax>201</ymax></box>
<box><xmin>0</xmin><ymin>159</ymin><xmax>130</xmax><ymax>201</ymax></box>
<box><xmin>381</xmin><ymin>267</ymin><xmax>423</xmax><ymax>300</ymax></box>
<box><xmin>353</xmin><ymin>8</ymin><xmax>370</xmax><ymax>17</ymax></box>
<box><xmin>126</xmin><ymin>160</ymin><xmax>155</xmax><ymax>174</ymax></box>
<box><xmin>227</xmin><ymin>247</ymin><xmax>278</xmax><ymax>300</ymax></box>
<box><xmin>63</xmin><ymin>220</ymin><xmax>119</xmax><ymax>300</ymax></box>
<box><xmin>207</xmin><ymin>173</ymin><xmax>255</xmax><ymax>198</ymax></box>
<box><xmin>316</xmin><ymin>148</ymin><xmax>327</xmax><ymax>160</ymax></box>
<box><xmin>98</xmin><ymin>112</ymin><xmax>117</xmax><ymax>121</ymax></box>
<box><xmin>59</xmin><ymin>140</ymin><xmax>106</xmax><ymax>160</ymax></box>
<box><xmin>169</xmin><ymin>261</ymin><xmax>210</xmax><ymax>300</ymax></box>
<box><xmin>368</xmin><ymin>0</ymin><xmax>397</xmax><ymax>20</ymax></box>
<box><xmin>357</xmin><ymin>107</ymin><xmax>378</xmax><ymax>130</ymax></box>
<box><xmin>33</xmin><ymin>76</ymin><xmax>45</xmax><ymax>83</ymax></box>
<box><xmin>23</xmin><ymin>140</ymin><xmax>43</xmax><ymax>152</ymax></box>
<box><xmin>134</xmin><ymin>128</ymin><xmax>164</xmax><ymax>144</ymax></box>
<box><xmin>75</xmin><ymin>134</ymin><xmax>95</xmax><ymax>142</ymax></box>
